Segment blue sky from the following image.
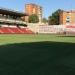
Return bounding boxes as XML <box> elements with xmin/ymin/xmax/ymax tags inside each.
<box><xmin>0</xmin><ymin>0</ymin><xmax>75</xmax><ymax>19</ymax></box>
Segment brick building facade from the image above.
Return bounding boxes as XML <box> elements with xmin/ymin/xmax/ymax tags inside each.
<box><xmin>25</xmin><ymin>3</ymin><xmax>42</xmax><ymax>23</ymax></box>
<box><xmin>59</xmin><ymin>10</ymin><xmax>75</xmax><ymax>25</ymax></box>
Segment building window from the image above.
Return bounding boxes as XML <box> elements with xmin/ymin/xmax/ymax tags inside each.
<box><xmin>67</xmin><ymin>17</ymin><xmax>70</xmax><ymax>19</ymax></box>
<box><xmin>66</xmin><ymin>21</ymin><xmax>70</xmax><ymax>23</ymax></box>
<box><xmin>66</xmin><ymin>17</ymin><xmax>70</xmax><ymax>22</ymax></box>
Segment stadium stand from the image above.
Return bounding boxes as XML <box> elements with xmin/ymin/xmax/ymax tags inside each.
<box><xmin>0</xmin><ymin>7</ymin><xmax>75</xmax><ymax>34</ymax></box>
<box><xmin>0</xmin><ymin>7</ymin><xmax>34</xmax><ymax>34</ymax></box>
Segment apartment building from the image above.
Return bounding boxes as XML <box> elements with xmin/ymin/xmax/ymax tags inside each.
<box><xmin>59</xmin><ymin>10</ymin><xmax>75</xmax><ymax>25</ymax></box>
<box><xmin>25</xmin><ymin>3</ymin><xmax>42</xmax><ymax>23</ymax></box>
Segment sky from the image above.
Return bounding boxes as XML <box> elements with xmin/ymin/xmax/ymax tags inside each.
<box><xmin>0</xmin><ymin>0</ymin><xmax>75</xmax><ymax>19</ymax></box>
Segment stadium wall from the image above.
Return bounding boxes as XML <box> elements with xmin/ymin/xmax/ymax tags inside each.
<box><xmin>27</xmin><ymin>23</ymin><xmax>46</xmax><ymax>33</ymax></box>
<box><xmin>27</xmin><ymin>23</ymin><xmax>75</xmax><ymax>34</ymax></box>
<box><xmin>38</xmin><ymin>25</ymin><xmax>75</xmax><ymax>34</ymax></box>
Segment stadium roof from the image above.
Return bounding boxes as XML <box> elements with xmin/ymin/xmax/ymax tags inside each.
<box><xmin>0</xmin><ymin>7</ymin><xmax>28</xmax><ymax>17</ymax></box>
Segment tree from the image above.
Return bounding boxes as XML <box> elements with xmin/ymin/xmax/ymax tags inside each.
<box><xmin>29</xmin><ymin>14</ymin><xmax>39</xmax><ymax>23</ymax></box>
<box><xmin>42</xmin><ymin>17</ymin><xmax>47</xmax><ymax>23</ymax></box>
<box><xmin>49</xmin><ymin>9</ymin><xmax>63</xmax><ymax>25</ymax></box>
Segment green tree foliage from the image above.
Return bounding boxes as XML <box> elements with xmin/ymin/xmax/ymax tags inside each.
<box><xmin>29</xmin><ymin>14</ymin><xmax>39</xmax><ymax>23</ymax></box>
<box><xmin>42</xmin><ymin>17</ymin><xmax>47</xmax><ymax>23</ymax></box>
<box><xmin>49</xmin><ymin>9</ymin><xmax>63</xmax><ymax>25</ymax></box>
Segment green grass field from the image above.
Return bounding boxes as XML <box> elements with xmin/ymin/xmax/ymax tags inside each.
<box><xmin>0</xmin><ymin>34</ymin><xmax>75</xmax><ymax>75</ymax></box>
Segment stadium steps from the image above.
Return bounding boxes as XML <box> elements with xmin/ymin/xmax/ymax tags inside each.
<box><xmin>26</xmin><ymin>29</ymin><xmax>32</xmax><ymax>34</ymax></box>
<box><xmin>28</xmin><ymin>30</ymin><xmax>35</xmax><ymax>34</ymax></box>
<box><xmin>8</xmin><ymin>28</ymin><xmax>14</xmax><ymax>33</ymax></box>
<box><xmin>18</xmin><ymin>29</ymin><xmax>24</xmax><ymax>33</ymax></box>
<box><xmin>20</xmin><ymin>28</ymin><xmax>30</xmax><ymax>34</ymax></box>
<box><xmin>9</xmin><ymin>28</ymin><xmax>22</xmax><ymax>34</ymax></box>
<box><xmin>0</xmin><ymin>30</ymin><xmax>3</xmax><ymax>33</ymax></box>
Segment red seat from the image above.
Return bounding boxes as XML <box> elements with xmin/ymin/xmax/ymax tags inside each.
<box><xmin>0</xmin><ymin>28</ymin><xmax>35</xmax><ymax>34</ymax></box>
<box><xmin>9</xmin><ymin>28</ymin><xmax>22</xmax><ymax>34</ymax></box>
<box><xmin>0</xmin><ymin>28</ymin><xmax>12</xmax><ymax>33</ymax></box>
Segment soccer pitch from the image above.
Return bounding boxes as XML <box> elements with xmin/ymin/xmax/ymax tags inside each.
<box><xmin>0</xmin><ymin>34</ymin><xmax>75</xmax><ymax>75</ymax></box>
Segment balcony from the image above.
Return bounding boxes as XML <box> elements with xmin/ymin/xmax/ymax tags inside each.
<box><xmin>66</xmin><ymin>18</ymin><xmax>70</xmax><ymax>22</ymax></box>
